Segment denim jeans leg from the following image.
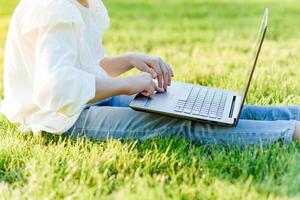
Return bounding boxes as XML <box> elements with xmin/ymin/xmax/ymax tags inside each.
<box><xmin>240</xmin><ymin>105</ymin><xmax>300</xmax><ymax>121</ymax></box>
<box><xmin>110</xmin><ymin>95</ymin><xmax>135</xmax><ymax>107</ymax></box>
<box><xmin>66</xmin><ymin>106</ymin><xmax>297</xmax><ymax>147</ymax></box>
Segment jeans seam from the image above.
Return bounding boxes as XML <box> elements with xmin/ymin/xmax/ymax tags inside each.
<box><xmin>69</xmin><ymin>126</ymin><xmax>176</xmax><ymax>135</ymax></box>
<box><xmin>173</xmin><ymin>124</ymin><xmax>294</xmax><ymax>135</ymax></box>
<box><xmin>77</xmin><ymin>126</ymin><xmax>293</xmax><ymax>136</ymax></box>
<box><xmin>66</xmin><ymin>125</ymin><xmax>295</xmax><ymax>144</ymax></box>
<box><xmin>68</xmin><ymin>127</ymin><xmax>294</xmax><ymax>144</ymax></box>
<box><xmin>69</xmin><ymin>122</ymin><xmax>295</xmax><ymax>136</ymax></box>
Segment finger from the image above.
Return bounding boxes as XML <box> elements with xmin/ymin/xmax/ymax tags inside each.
<box><xmin>141</xmin><ymin>63</ymin><xmax>157</xmax><ymax>79</ymax></box>
<box><xmin>168</xmin><ymin>64</ymin><xmax>174</xmax><ymax>77</ymax></box>
<box><xmin>141</xmin><ymin>91</ymin><xmax>151</xmax><ymax>97</ymax></box>
<box><xmin>166</xmin><ymin>64</ymin><xmax>174</xmax><ymax>85</ymax></box>
<box><xmin>159</xmin><ymin>59</ymin><xmax>172</xmax><ymax>87</ymax></box>
<box><xmin>159</xmin><ymin>61</ymin><xmax>169</xmax><ymax>90</ymax></box>
<box><xmin>154</xmin><ymin>82</ymin><xmax>165</xmax><ymax>93</ymax></box>
<box><xmin>147</xmin><ymin>61</ymin><xmax>164</xmax><ymax>90</ymax></box>
<box><xmin>142</xmin><ymin>86</ymin><xmax>155</xmax><ymax>97</ymax></box>
<box><xmin>165</xmin><ymin>64</ymin><xmax>172</xmax><ymax>86</ymax></box>
<box><xmin>160</xmin><ymin>61</ymin><xmax>170</xmax><ymax>86</ymax></box>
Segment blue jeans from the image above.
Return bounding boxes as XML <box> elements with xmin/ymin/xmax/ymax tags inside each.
<box><xmin>65</xmin><ymin>95</ymin><xmax>300</xmax><ymax>146</ymax></box>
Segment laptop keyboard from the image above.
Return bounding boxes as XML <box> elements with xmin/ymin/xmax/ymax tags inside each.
<box><xmin>174</xmin><ymin>87</ymin><xmax>228</xmax><ymax>119</ymax></box>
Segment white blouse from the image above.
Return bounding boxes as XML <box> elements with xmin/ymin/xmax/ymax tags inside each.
<box><xmin>1</xmin><ymin>0</ymin><xmax>110</xmax><ymax>134</ymax></box>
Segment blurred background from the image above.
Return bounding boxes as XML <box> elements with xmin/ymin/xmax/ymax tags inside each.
<box><xmin>0</xmin><ymin>0</ymin><xmax>299</xmax><ymax>104</ymax></box>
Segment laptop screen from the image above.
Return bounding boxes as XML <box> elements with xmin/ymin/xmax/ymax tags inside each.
<box><xmin>236</xmin><ymin>9</ymin><xmax>268</xmax><ymax>123</ymax></box>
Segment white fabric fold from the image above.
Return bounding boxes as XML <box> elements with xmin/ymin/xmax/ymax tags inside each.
<box><xmin>1</xmin><ymin>0</ymin><xmax>110</xmax><ymax>134</ymax></box>
<box><xmin>20</xmin><ymin>0</ymin><xmax>84</xmax><ymax>34</ymax></box>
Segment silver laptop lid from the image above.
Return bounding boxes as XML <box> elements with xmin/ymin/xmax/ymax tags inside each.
<box><xmin>235</xmin><ymin>9</ymin><xmax>268</xmax><ymax>124</ymax></box>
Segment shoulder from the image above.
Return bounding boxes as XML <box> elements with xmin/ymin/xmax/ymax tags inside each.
<box><xmin>18</xmin><ymin>0</ymin><xmax>84</xmax><ymax>34</ymax></box>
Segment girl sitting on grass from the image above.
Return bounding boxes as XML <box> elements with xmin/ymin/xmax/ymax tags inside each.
<box><xmin>2</xmin><ymin>0</ymin><xmax>299</xmax><ymax>147</ymax></box>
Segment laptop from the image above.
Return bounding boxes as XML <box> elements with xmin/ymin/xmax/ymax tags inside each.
<box><xmin>129</xmin><ymin>9</ymin><xmax>268</xmax><ymax>127</ymax></box>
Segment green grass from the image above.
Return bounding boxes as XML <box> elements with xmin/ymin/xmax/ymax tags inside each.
<box><xmin>0</xmin><ymin>0</ymin><xmax>300</xmax><ymax>199</ymax></box>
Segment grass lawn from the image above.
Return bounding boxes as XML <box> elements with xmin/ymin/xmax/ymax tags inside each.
<box><xmin>0</xmin><ymin>0</ymin><xmax>300</xmax><ymax>199</ymax></box>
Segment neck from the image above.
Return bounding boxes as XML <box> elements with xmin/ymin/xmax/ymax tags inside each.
<box><xmin>77</xmin><ymin>0</ymin><xmax>89</xmax><ymax>8</ymax></box>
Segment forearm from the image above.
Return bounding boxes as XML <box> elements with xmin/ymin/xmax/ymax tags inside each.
<box><xmin>100</xmin><ymin>54</ymin><xmax>134</xmax><ymax>77</ymax></box>
<box><xmin>88</xmin><ymin>77</ymin><xmax>129</xmax><ymax>104</ymax></box>
<box><xmin>88</xmin><ymin>72</ymin><xmax>158</xmax><ymax>104</ymax></box>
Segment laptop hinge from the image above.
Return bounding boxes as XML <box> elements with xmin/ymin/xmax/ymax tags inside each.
<box><xmin>229</xmin><ymin>96</ymin><xmax>236</xmax><ymax>118</ymax></box>
<box><xmin>233</xmin><ymin>96</ymin><xmax>243</xmax><ymax>127</ymax></box>
<box><xmin>229</xmin><ymin>96</ymin><xmax>242</xmax><ymax>119</ymax></box>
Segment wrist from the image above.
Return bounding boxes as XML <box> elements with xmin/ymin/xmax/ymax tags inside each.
<box><xmin>119</xmin><ymin>77</ymin><xmax>132</xmax><ymax>95</ymax></box>
<box><xmin>123</xmin><ymin>53</ymin><xmax>135</xmax><ymax>69</ymax></box>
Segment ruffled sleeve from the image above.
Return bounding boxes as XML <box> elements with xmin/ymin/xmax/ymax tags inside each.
<box><xmin>33</xmin><ymin>22</ymin><xmax>96</xmax><ymax>117</ymax></box>
<box><xmin>20</xmin><ymin>0</ymin><xmax>84</xmax><ymax>34</ymax></box>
